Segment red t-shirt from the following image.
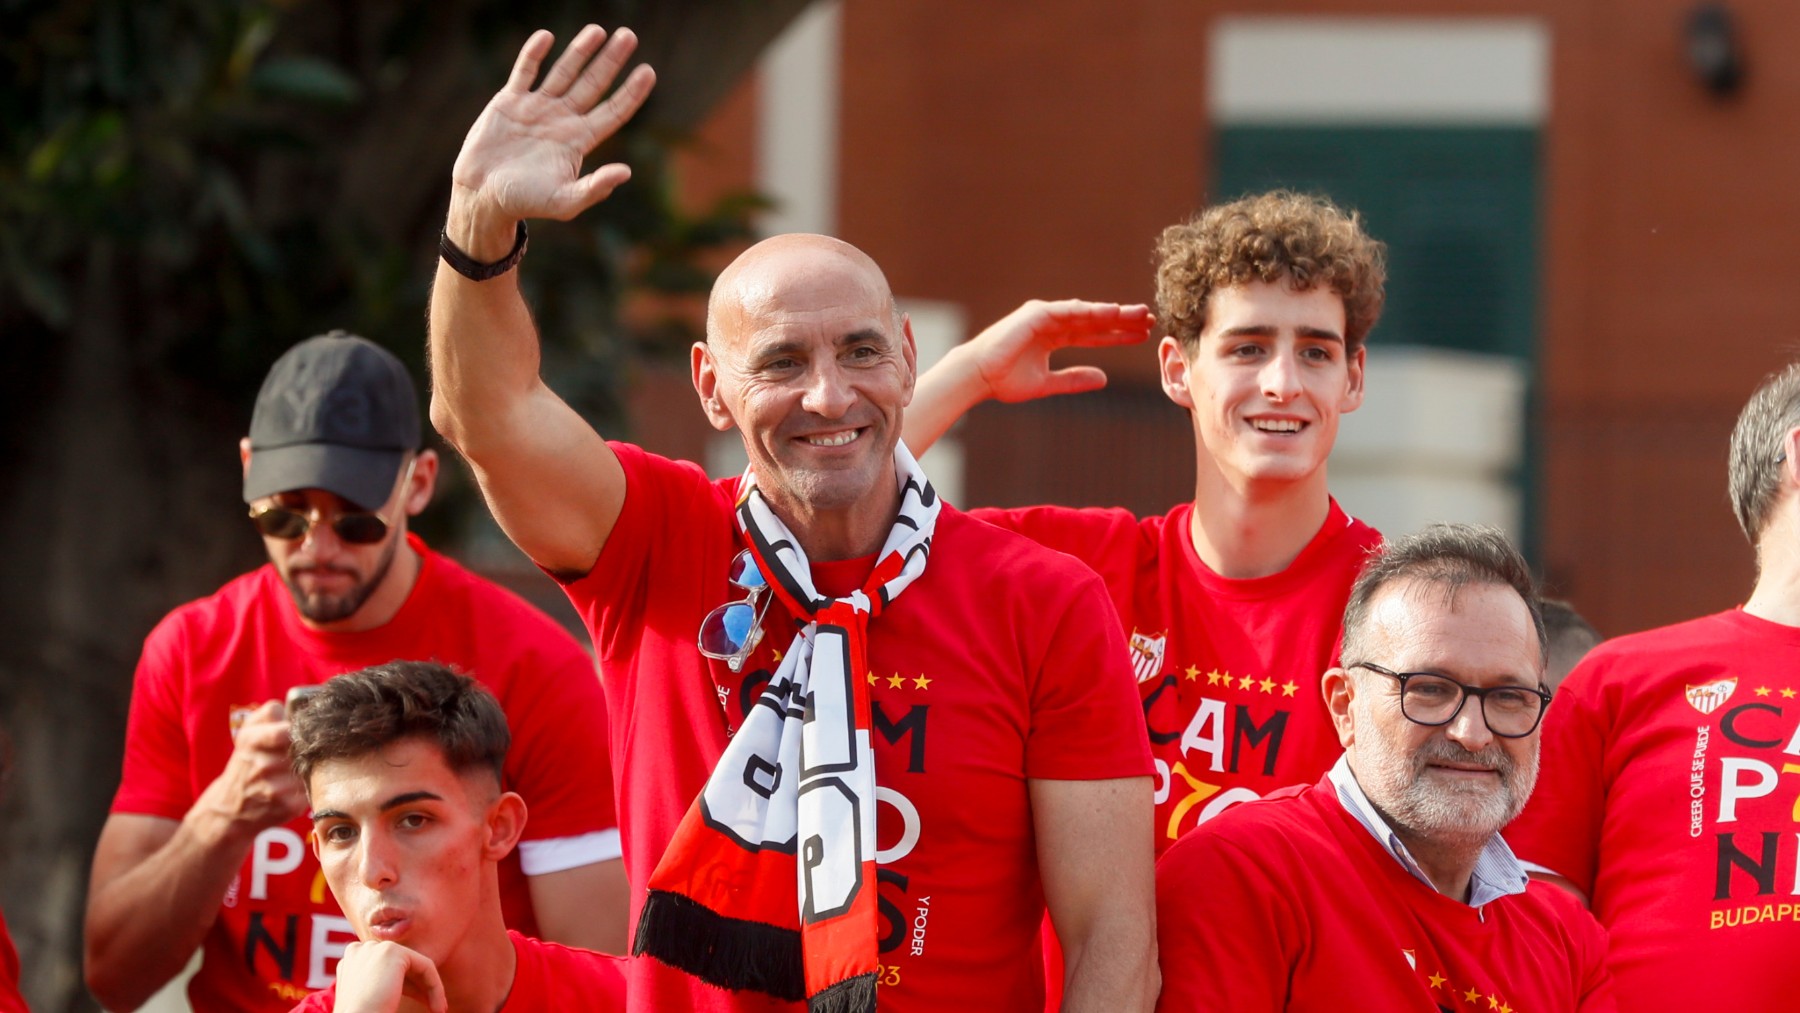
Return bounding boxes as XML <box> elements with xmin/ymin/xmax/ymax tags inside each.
<box><xmin>0</xmin><ymin>907</ymin><xmax>24</xmax><ymax>1013</ymax></box>
<box><xmin>1508</xmin><ymin>608</ymin><xmax>1800</xmax><ymax>1012</ymax></box>
<box><xmin>111</xmin><ymin>537</ymin><xmax>618</xmax><ymax>1012</ymax></box>
<box><xmin>288</xmin><ymin>930</ymin><xmax>626</xmax><ymax>1011</ymax></box>
<box><xmin>1155</xmin><ymin>777</ymin><xmax>1615</xmax><ymax>1012</ymax></box>
<box><xmin>972</xmin><ymin>500</ymin><xmax>1379</xmax><ymax>850</ymax></box>
<box><xmin>563</xmin><ymin>443</ymin><xmax>1152</xmax><ymax>1012</ymax></box>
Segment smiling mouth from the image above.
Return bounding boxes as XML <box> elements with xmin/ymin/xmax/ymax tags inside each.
<box><xmin>802</xmin><ymin>429</ymin><xmax>862</xmax><ymax>447</ymax></box>
<box><xmin>1250</xmin><ymin>419</ymin><xmax>1305</xmax><ymax>434</ymax></box>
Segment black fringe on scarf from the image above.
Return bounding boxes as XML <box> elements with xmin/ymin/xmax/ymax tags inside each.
<box><xmin>807</xmin><ymin>971</ymin><xmax>878</xmax><ymax>1013</ymax></box>
<box><xmin>632</xmin><ymin>889</ymin><xmax>806</xmax><ymax>1001</ymax></box>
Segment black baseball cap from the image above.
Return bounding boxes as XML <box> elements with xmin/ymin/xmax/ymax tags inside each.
<box><xmin>243</xmin><ymin>331</ymin><xmax>421</xmax><ymax>510</ymax></box>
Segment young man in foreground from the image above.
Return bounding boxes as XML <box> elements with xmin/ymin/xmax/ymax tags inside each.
<box><xmin>287</xmin><ymin>660</ymin><xmax>625</xmax><ymax>1012</ymax></box>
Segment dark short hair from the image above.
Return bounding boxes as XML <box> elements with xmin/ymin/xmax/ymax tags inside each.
<box><xmin>1728</xmin><ymin>362</ymin><xmax>1800</xmax><ymax>549</ymax></box>
<box><xmin>1341</xmin><ymin>524</ymin><xmax>1547</xmax><ymax>671</ymax></box>
<box><xmin>289</xmin><ymin>660</ymin><xmax>509</xmax><ymax>792</ymax></box>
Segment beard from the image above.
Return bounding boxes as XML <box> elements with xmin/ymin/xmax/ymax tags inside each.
<box><xmin>281</xmin><ymin>533</ymin><xmax>400</xmax><ymax>624</ymax></box>
<box><xmin>1352</xmin><ymin>697</ymin><xmax>1539</xmax><ymax>842</ymax></box>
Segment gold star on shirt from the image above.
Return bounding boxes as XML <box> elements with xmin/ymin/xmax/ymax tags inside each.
<box><xmin>866</xmin><ymin>671</ymin><xmax>877</xmax><ymax>686</ymax></box>
<box><xmin>1206</xmin><ymin>669</ymin><xmax>1224</xmax><ymax>686</ymax></box>
<box><xmin>1281</xmin><ymin>680</ymin><xmax>1298</xmax><ymax>697</ymax></box>
<box><xmin>1258</xmin><ymin>677</ymin><xmax>1275</xmax><ymax>694</ymax></box>
<box><xmin>1237</xmin><ymin>673</ymin><xmax>1254</xmax><ymax>691</ymax></box>
<box><xmin>1784</xmin><ymin>688</ymin><xmax>1797</xmax><ymax>699</ymax></box>
<box><xmin>913</xmin><ymin>674</ymin><xmax>932</xmax><ymax>690</ymax></box>
<box><xmin>1487</xmin><ymin>995</ymin><xmax>1499</xmax><ymax>1010</ymax></box>
<box><xmin>1185</xmin><ymin>665</ymin><xmax>1200</xmax><ymax>682</ymax></box>
<box><xmin>1463</xmin><ymin>987</ymin><xmax>1481</xmax><ymax>1004</ymax></box>
<box><xmin>772</xmin><ymin>649</ymin><xmax>784</xmax><ymax>662</ymax></box>
<box><xmin>887</xmin><ymin>673</ymin><xmax>906</xmax><ymax>689</ymax></box>
<box><xmin>1756</xmin><ymin>685</ymin><xmax>1772</xmax><ymax>697</ymax></box>
<box><xmin>1500</xmin><ymin>1003</ymin><xmax>1513</xmax><ymax>1013</ymax></box>
<box><xmin>1427</xmin><ymin>973</ymin><xmax>1446</xmax><ymax>989</ymax></box>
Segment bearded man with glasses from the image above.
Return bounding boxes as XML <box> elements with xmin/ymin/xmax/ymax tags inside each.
<box><xmin>1154</xmin><ymin>524</ymin><xmax>1616</xmax><ymax>1012</ymax></box>
<box><xmin>85</xmin><ymin>332</ymin><xmax>627</xmax><ymax>1013</ymax></box>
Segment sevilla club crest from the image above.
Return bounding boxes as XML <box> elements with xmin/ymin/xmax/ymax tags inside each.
<box><xmin>1127</xmin><ymin>630</ymin><xmax>1167</xmax><ymax>685</ymax></box>
<box><xmin>1685</xmin><ymin>677</ymin><xmax>1738</xmax><ymax>716</ymax></box>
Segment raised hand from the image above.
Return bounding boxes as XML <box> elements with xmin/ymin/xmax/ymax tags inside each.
<box><xmin>451</xmin><ymin>26</ymin><xmax>657</xmax><ymax>237</ymax></box>
<box><xmin>332</xmin><ymin>941</ymin><xmax>448</xmax><ymax>1013</ymax></box>
<box><xmin>196</xmin><ymin>700</ymin><xmax>307</xmax><ymax>837</ymax></box>
<box><xmin>967</xmin><ymin>300</ymin><xmax>1154</xmax><ymax>404</ymax></box>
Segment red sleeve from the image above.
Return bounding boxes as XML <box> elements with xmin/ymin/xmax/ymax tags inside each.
<box><xmin>1506</xmin><ymin>655</ymin><xmax>1611</xmax><ymax>894</ymax></box>
<box><xmin>495</xmin><ymin>628</ymin><xmax>618</xmax><ymax>843</ymax></box>
<box><xmin>971</xmin><ymin>506</ymin><xmax>1143</xmax><ymax>622</ymax></box>
<box><xmin>0</xmin><ymin>909</ymin><xmax>24</xmax><ymax>1013</ymax></box>
<box><xmin>1024</xmin><ymin>566</ymin><xmax>1152</xmax><ymax>780</ymax></box>
<box><xmin>110</xmin><ymin>614</ymin><xmax>196</xmax><ymax>819</ymax></box>
<box><xmin>559</xmin><ymin>442</ymin><xmax>726</xmax><ymax>659</ymax></box>
<box><xmin>1154</xmin><ymin>830</ymin><xmax>1293</xmax><ymax>1012</ymax></box>
<box><xmin>1533</xmin><ymin>882</ymin><xmax>1618</xmax><ymax>1012</ymax></box>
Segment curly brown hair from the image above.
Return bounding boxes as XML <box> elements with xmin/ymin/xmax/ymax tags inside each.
<box><xmin>1155</xmin><ymin>190</ymin><xmax>1387</xmax><ymax>354</ymax></box>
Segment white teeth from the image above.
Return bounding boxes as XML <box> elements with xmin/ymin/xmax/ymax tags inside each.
<box><xmin>1252</xmin><ymin>419</ymin><xmax>1302</xmax><ymax>433</ymax></box>
<box><xmin>806</xmin><ymin>430</ymin><xmax>859</xmax><ymax>447</ymax></box>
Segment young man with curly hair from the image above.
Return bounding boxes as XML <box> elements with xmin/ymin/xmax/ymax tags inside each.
<box><xmin>286</xmin><ymin>660</ymin><xmax>625</xmax><ymax>1012</ymax></box>
<box><xmin>908</xmin><ymin>190</ymin><xmax>1388</xmax><ymax>852</ymax></box>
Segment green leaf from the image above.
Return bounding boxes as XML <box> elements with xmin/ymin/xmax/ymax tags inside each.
<box><xmin>248</xmin><ymin>56</ymin><xmax>362</xmax><ymax>104</ymax></box>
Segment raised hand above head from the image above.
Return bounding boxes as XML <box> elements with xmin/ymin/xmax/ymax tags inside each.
<box><xmin>450</xmin><ymin>25</ymin><xmax>657</xmax><ymax>255</ymax></box>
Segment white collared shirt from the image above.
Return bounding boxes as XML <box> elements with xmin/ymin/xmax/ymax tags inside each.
<box><xmin>1327</xmin><ymin>754</ymin><xmax>1529</xmax><ymax>912</ymax></box>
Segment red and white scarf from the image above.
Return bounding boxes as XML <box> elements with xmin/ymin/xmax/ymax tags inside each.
<box><xmin>634</xmin><ymin>442</ymin><xmax>939</xmax><ymax>1012</ymax></box>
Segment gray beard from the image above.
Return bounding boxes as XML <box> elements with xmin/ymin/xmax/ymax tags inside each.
<box><xmin>1352</xmin><ymin>701</ymin><xmax>1540</xmax><ymax>842</ymax></box>
<box><xmin>283</xmin><ymin>533</ymin><xmax>400</xmax><ymax>624</ymax></box>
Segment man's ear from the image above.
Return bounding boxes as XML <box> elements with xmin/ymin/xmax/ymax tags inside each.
<box><xmin>403</xmin><ymin>449</ymin><xmax>439</xmax><ymax>517</ymax></box>
<box><xmin>239</xmin><ymin>437</ymin><xmax>253</xmax><ymax>478</ymax></box>
<box><xmin>1341</xmin><ymin>345</ymin><xmax>1367</xmax><ymax>414</ymax></box>
<box><xmin>1323</xmin><ymin>667</ymin><xmax>1357</xmax><ymax>749</ymax></box>
<box><xmin>483</xmin><ymin>791</ymin><xmax>528</xmax><ymax>860</ymax></box>
<box><xmin>1783</xmin><ymin>426</ymin><xmax>1800</xmax><ymax>489</ymax></box>
<box><xmin>692</xmin><ymin>342</ymin><xmax>735</xmax><ymax>433</ymax></box>
<box><xmin>898</xmin><ymin>311</ymin><xmax>918</xmax><ymax>406</ymax></box>
<box><xmin>1158</xmin><ymin>336</ymin><xmax>1195</xmax><ymax>409</ymax></box>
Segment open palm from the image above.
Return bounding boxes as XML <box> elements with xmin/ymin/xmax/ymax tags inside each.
<box><xmin>452</xmin><ymin>26</ymin><xmax>658</xmax><ymax>223</ymax></box>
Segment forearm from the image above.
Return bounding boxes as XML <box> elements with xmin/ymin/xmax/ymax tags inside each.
<box><xmin>84</xmin><ymin>811</ymin><xmax>256</xmax><ymax>1009</ymax></box>
<box><xmin>1061</xmin><ymin>914</ymin><xmax>1159</xmax><ymax>1012</ymax></box>
<box><xmin>902</xmin><ymin>341</ymin><xmax>991</xmax><ymax>456</ymax></box>
<box><xmin>427</xmin><ymin>193</ymin><xmax>551</xmax><ymax>458</ymax></box>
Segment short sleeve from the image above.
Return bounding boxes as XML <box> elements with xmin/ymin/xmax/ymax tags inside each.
<box><xmin>287</xmin><ymin>984</ymin><xmax>335</xmax><ymax>1011</ymax></box>
<box><xmin>1154</xmin><ymin>830</ymin><xmax>1293</xmax><ymax>1012</ymax></box>
<box><xmin>110</xmin><ymin>615</ymin><xmax>197</xmax><ymax>819</ymax></box>
<box><xmin>1506</xmin><ymin>654</ymin><xmax>1612</xmax><ymax>894</ymax></box>
<box><xmin>1023</xmin><ymin>568</ymin><xmax>1152</xmax><ymax>781</ymax></box>
<box><xmin>558</xmin><ymin>442</ymin><xmax>724</xmax><ymax>661</ymax></box>
<box><xmin>495</xmin><ymin>632</ymin><xmax>618</xmax><ymax>847</ymax></box>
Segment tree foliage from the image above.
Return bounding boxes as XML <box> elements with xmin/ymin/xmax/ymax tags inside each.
<box><xmin>0</xmin><ymin>0</ymin><xmax>808</xmax><ymax>1007</ymax></box>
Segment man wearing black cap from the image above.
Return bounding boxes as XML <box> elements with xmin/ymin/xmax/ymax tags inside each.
<box><xmin>83</xmin><ymin>332</ymin><xmax>627</xmax><ymax>1013</ymax></box>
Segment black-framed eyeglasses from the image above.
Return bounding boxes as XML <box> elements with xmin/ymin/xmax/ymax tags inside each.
<box><xmin>248</xmin><ymin>459</ymin><xmax>413</xmax><ymax>545</ymax></box>
<box><xmin>1348</xmin><ymin>662</ymin><xmax>1552</xmax><ymax>739</ymax></box>
<box><xmin>697</xmin><ymin>550</ymin><xmax>770</xmax><ymax>673</ymax></box>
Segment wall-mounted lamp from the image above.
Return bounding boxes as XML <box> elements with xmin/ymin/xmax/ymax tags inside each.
<box><xmin>1685</xmin><ymin>3</ymin><xmax>1744</xmax><ymax>96</ymax></box>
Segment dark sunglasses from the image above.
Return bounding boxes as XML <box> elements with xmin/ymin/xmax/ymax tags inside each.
<box><xmin>249</xmin><ymin>504</ymin><xmax>391</xmax><ymax>545</ymax></box>
<box><xmin>249</xmin><ymin>460</ymin><xmax>411</xmax><ymax>545</ymax></box>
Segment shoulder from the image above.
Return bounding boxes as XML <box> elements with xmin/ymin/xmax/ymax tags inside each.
<box><xmin>419</xmin><ymin>547</ymin><xmax>584</xmax><ymax>645</ymax></box>
<box><xmin>510</xmin><ymin>931</ymin><xmax>628</xmax><ymax>994</ymax></box>
<box><xmin>1159</xmin><ymin>781</ymin><xmax>1328</xmax><ymax>880</ymax></box>
<box><xmin>1558</xmin><ymin>610</ymin><xmax>1749</xmax><ymax>694</ymax></box>
<box><xmin>939</xmin><ymin>506</ymin><xmax>1112</xmax><ymax>593</ymax></box>
<box><xmin>143</xmin><ymin>566</ymin><xmax>277</xmax><ymax>651</ymax></box>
